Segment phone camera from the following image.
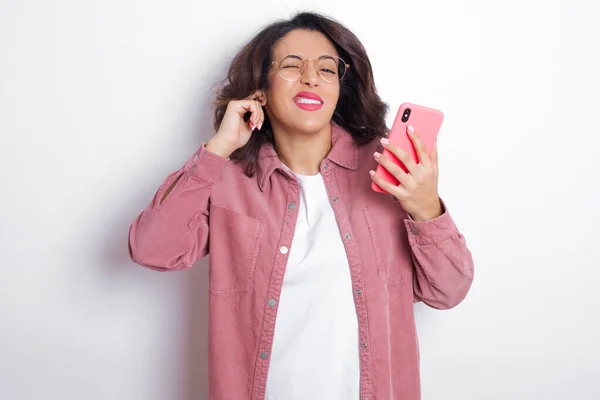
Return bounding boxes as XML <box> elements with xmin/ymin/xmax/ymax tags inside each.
<box><xmin>401</xmin><ymin>108</ymin><xmax>411</xmax><ymax>123</ymax></box>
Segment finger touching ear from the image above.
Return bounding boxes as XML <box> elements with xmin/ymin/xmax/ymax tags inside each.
<box><xmin>250</xmin><ymin>90</ymin><xmax>267</xmax><ymax>106</ymax></box>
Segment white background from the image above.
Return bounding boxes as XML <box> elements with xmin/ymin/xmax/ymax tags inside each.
<box><xmin>1</xmin><ymin>0</ymin><xmax>599</xmax><ymax>399</ymax></box>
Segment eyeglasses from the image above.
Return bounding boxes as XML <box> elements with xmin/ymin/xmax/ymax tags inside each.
<box><xmin>271</xmin><ymin>55</ymin><xmax>350</xmax><ymax>83</ymax></box>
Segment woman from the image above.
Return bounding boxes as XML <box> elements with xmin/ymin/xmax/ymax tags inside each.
<box><xmin>129</xmin><ymin>11</ymin><xmax>474</xmax><ymax>400</ymax></box>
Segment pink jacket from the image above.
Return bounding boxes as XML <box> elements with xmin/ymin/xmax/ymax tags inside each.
<box><xmin>129</xmin><ymin>123</ymin><xmax>474</xmax><ymax>400</ymax></box>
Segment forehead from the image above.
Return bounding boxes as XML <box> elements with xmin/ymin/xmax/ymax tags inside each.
<box><xmin>272</xmin><ymin>29</ymin><xmax>339</xmax><ymax>59</ymax></box>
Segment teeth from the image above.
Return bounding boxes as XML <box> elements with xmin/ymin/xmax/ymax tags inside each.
<box><xmin>296</xmin><ymin>97</ymin><xmax>322</xmax><ymax>104</ymax></box>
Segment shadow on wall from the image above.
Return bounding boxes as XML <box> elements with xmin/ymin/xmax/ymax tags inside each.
<box><xmin>184</xmin><ymin>260</ymin><xmax>210</xmax><ymax>400</ymax></box>
<box><xmin>182</xmin><ymin>87</ymin><xmax>220</xmax><ymax>400</ymax></box>
<box><xmin>101</xmin><ymin>68</ymin><xmax>223</xmax><ymax>399</ymax></box>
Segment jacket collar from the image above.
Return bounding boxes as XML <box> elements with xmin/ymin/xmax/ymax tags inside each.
<box><xmin>256</xmin><ymin>122</ymin><xmax>359</xmax><ymax>192</ymax></box>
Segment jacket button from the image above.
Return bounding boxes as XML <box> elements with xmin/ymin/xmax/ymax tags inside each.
<box><xmin>268</xmin><ymin>299</ymin><xmax>277</xmax><ymax>307</ymax></box>
<box><xmin>279</xmin><ymin>246</ymin><xmax>289</xmax><ymax>254</ymax></box>
<box><xmin>259</xmin><ymin>351</ymin><xmax>268</xmax><ymax>360</ymax></box>
<box><xmin>288</xmin><ymin>202</ymin><xmax>297</xmax><ymax>210</ymax></box>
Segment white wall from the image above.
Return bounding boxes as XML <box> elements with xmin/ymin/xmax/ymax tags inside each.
<box><xmin>1</xmin><ymin>0</ymin><xmax>598</xmax><ymax>399</ymax></box>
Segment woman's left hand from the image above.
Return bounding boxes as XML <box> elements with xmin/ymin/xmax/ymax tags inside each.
<box><xmin>370</xmin><ymin>124</ymin><xmax>443</xmax><ymax>222</ymax></box>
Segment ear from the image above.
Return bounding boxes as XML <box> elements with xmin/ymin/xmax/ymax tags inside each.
<box><xmin>252</xmin><ymin>90</ymin><xmax>267</xmax><ymax>106</ymax></box>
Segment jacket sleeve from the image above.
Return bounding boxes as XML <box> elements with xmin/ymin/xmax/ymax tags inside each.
<box><xmin>404</xmin><ymin>202</ymin><xmax>474</xmax><ymax>309</ymax></box>
<box><xmin>128</xmin><ymin>145</ymin><xmax>229</xmax><ymax>271</ymax></box>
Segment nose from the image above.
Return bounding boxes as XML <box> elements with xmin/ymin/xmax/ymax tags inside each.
<box><xmin>300</xmin><ymin>60</ymin><xmax>319</xmax><ymax>87</ymax></box>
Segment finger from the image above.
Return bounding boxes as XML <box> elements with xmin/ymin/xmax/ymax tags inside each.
<box><xmin>250</xmin><ymin>100</ymin><xmax>263</xmax><ymax>131</ymax></box>
<box><xmin>252</xmin><ymin>100</ymin><xmax>260</xmax><ymax>129</ymax></box>
<box><xmin>373</xmin><ymin>151</ymin><xmax>413</xmax><ymax>187</ymax></box>
<box><xmin>407</xmin><ymin>125</ymin><xmax>431</xmax><ymax>168</ymax></box>
<box><xmin>369</xmin><ymin>169</ymin><xmax>409</xmax><ymax>198</ymax></box>
<box><xmin>245</xmin><ymin>90</ymin><xmax>266</xmax><ymax>130</ymax></box>
<box><xmin>248</xmin><ymin>101</ymin><xmax>260</xmax><ymax>130</ymax></box>
<box><xmin>234</xmin><ymin>100</ymin><xmax>260</xmax><ymax>129</ymax></box>
<box><xmin>246</xmin><ymin>90</ymin><xmax>264</xmax><ymax>102</ymax></box>
<box><xmin>256</xmin><ymin>100</ymin><xmax>265</xmax><ymax>130</ymax></box>
<box><xmin>380</xmin><ymin>137</ymin><xmax>419</xmax><ymax>175</ymax></box>
<box><xmin>234</xmin><ymin>99</ymin><xmax>258</xmax><ymax>115</ymax></box>
<box><xmin>431</xmin><ymin>139</ymin><xmax>439</xmax><ymax>167</ymax></box>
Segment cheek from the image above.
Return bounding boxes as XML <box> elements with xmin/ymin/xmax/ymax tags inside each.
<box><xmin>325</xmin><ymin>85</ymin><xmax>340</xmax><ymax>111</ymax></box>
<box><xmin>268</xmin><ymin>78</ymin><xmax>292</xmax><ymax>110</ymax></box>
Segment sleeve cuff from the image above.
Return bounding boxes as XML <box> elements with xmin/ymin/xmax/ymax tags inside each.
<box><xmin>183</xmin><ymin>144</ymin><xmax>230</xmax><ymax>185</ymax></box>
<box><xmin>404</xmin><ymin>199</ymin><xmax>458</xmax><ymax>246</ymax></box>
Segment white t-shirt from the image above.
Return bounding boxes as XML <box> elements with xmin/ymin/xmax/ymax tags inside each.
<box><xmin>265</xmin><ymin>170</ymin><xmax>360</xmax><ymax>400</ymax></box>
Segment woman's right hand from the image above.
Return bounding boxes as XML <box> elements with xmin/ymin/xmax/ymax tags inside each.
<box><xmin>205</xmin><ymin>91</ymin><xmax>266</xmax><ymax>158</ymax></box>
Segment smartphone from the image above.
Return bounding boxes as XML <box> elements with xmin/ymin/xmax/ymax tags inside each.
<box><xmin>371</xmin><ymin>102</ymin><xmax>444</xmax><ymax>194</ymax></box>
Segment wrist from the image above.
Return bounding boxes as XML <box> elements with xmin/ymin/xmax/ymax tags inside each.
<box><xmin>205</xmin><ymin>138</ymin><xmax>235</xmax><ymax>159</ymax></box>
<box><xmin>410</xmin><ymin>198</ymin><xmax>443</xmax><ymax>222</ymax></box>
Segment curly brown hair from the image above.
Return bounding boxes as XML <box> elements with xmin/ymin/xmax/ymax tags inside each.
<box><xmin>213</xmin><ymin>11</ymin><xmax>389</xmax><ymax>176</ymax></box>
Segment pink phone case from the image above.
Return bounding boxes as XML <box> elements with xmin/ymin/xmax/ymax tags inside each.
<box><xmin>371</xmin><ymin>102</ymin><xmax>444</xmax><ymax>193</ymax></box>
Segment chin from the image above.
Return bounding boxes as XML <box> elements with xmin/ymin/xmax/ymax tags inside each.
<box><xmin>294</xmin><ymin>118</ymin><xmax>332</xmax><ymax>134</ymax></box>
<box><xmin>292</xmin><ymin>110</ymin><xmax>335</xmax><ymax>132</ymax></box>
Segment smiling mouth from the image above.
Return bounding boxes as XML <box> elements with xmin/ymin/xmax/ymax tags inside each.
<box><xmin>294</xmin><ymin>97</ymin><xmax>324</xmax><ymax>105</ymax></box>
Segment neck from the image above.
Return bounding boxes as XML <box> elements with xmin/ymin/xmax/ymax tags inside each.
<box><xmin>272</xmin><ymin>123</ymin><xmax>332</xmax><ymax>175</ymax></box>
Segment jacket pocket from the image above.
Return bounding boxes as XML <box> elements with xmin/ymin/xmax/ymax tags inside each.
<box><xmin>208</xmin><ymin>205</ymin><xmax>265</xmax><ymax>296</ymax></box>
<box><xmin>362</xmin><ymin>201</ymin><xmax>412</xmax><ymax>285</ymax></box>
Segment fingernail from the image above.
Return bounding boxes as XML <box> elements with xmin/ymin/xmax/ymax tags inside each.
<box><xmin>258</xmin><ymin>123</ymin><xmax>263</xmax><ymax>130</ymax></box>
<box><xmin>380</xmin><ymin>138</ymin><xmax>390</xmax><ymax>146</ymax></box>
<box><xmin>407</xmin><ymin>125</ymin><xmax>414</xmax><ymax>134</ymax></box>
<box><xmin>373</xmin><ymin>152</ymin><xmax>381</xmax><ymax>159</ymax></box>
<box><xmin>369</xmin><ymin>170</ymin><xmax>375</xmax><ymax>178</ymax></box>
<box><xmin>251</xmin><ymin>124</ymin><xmax>257</xmax><ymax>131</ymax></box>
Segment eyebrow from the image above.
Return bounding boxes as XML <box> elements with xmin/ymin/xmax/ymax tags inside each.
<box><xmin>283</xmin><ymin>54</ymin><xmax>337</xmax><ymax>60</ymax></box>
